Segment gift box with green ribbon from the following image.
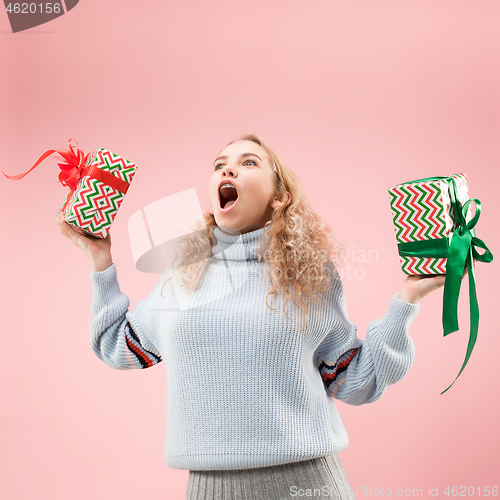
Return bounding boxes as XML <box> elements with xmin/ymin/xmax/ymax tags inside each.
<box><xmin>388</xmin><ymin>174</ymin><xmax>493</xmax><ymax>394</ymax></box>
<box><xmin>2</xmin><ymin>139</ymin><xmax>138</xmax><ymax>239</ymax></box>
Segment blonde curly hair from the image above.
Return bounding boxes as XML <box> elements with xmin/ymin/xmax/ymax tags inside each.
<box><xmin>161</xmin><ymin>133</ymin><xmax>343</xmax><ymax>331</ymax></box>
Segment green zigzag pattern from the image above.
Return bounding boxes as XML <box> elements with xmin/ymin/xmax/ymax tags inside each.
<box><xmin>80</xmin><ymin>181</ymin><xmax>122</xmax><ymax>225</ymax></box>
<box><xmin>413</xmin><ymin>183</ymin><xmax>434</xmax><ymax>240</ymax></box>
<box><xmin>389</xmin><ymin>188</ymin><xmax>417</xmax><ymax>242</ymax></box>
<box><xmin>400</xmin><ymin>256</ymin><xmax>447</xmax><ymax>275</ymax></box>
<box><xmin>430</xmin><ymin>182</ymin><xmax>446</xmax><ymax>238</ymax></box>
<box><xmin>398</xmin><ymin>185</ymin><xmax>420</xmax><ymax>241</ymax></box>
<box><xmin>389</xmin><ymin>190</ymin><xmax>406</xmax><ymax>241</ymax></box>
<box><xmin>389</xmin><ymin>181</ymin><xmax>447</xmax><ymax>243</ymax></box>
<box><xmin>67</xmin><ymin>178</ymin><xmax>124</xmax><ymax>233</ymax></box>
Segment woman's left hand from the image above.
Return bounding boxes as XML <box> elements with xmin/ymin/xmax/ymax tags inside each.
<box><xmin>397</xmin><ymin>261</ymin><xmax>474</xmax><ymax>304</ymax></box>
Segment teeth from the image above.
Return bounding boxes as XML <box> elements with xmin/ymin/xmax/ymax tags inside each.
<box><xmin>220</xmin><ymin>183</ymin><xmax>235</xmax><ymax>189</ymax></box>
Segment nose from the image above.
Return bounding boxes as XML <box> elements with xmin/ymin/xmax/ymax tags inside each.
<box><xmin>222</xmin><ymin>165</ymin><xmax>237</xmax><ymax>177</ymax></box>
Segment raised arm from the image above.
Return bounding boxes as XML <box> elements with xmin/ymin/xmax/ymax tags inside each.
<box><xmin>55</xmin><ymin>211</ymin><xmax>165</xmax><ymax>370</ymax></box>
<box><xmin>314</xmin><ymin>272</ymin><xmax>420</xmax><ymax>406</ymax></box>
<box><xmin>90</xmin><ymin>263</ymin><xmax>165</xmax><ymax>370</ymax></box>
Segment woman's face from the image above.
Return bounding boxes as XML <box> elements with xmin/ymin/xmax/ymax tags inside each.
<box><xmin>208</xmin><ymin>140</ymin><xmax>287</xmax><ymax>235</ymax></box>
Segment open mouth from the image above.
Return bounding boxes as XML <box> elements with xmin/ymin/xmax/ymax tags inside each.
<box><xmin>219</xmin><ymin>183</ymin><xmax>239</xmax><ymax>211</ymax></box>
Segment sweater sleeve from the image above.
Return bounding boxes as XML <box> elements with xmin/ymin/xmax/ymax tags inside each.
<box><xmin>314</xmin><ymin>272</ymin><xmax>420</xmax><ymax>406</ymax></box>
<box><xmin>89</xmin><ymin>263</ymin><xmax>167</xmax><ymax>370</ymax></box>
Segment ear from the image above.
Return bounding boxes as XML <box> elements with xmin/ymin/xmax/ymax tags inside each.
<box><xmin>270</xmin><ymin>191</ymin><xmax>291</xmax><ymax>209</ymax></box>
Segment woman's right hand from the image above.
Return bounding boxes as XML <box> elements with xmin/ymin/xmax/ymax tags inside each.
<box><xmin>55</xmin><ymin>212</ymin><xmax>113</xmax><ymax>271</ymax></box>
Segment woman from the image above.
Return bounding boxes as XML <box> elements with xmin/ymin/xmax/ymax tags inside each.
<box><xmin>56</xmin><ymin>133</ymin><xmax>446</xmax><ymax>500</ymax></box>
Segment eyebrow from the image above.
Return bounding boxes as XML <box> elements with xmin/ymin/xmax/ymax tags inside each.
<box><xmin>213</xmin><ymin>153</ymin><xmax>262</xmax><ymax>164</ymax></box>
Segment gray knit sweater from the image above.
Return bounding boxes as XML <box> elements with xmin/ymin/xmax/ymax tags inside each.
<box><xmin>89</xmin><ymin>225</ymin><xmax>420</xmax><ymax>471</ymax></box>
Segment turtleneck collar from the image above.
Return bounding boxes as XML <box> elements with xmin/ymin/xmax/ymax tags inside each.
<box><xmin>211</xmin><ymin>224</ymin><xmax>272</xmax><ymax>261</ymax></box>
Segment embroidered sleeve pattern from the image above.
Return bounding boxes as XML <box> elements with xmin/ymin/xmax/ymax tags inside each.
<box><xmin>318</xmin><ymin>347</ymin><xmax>359</xmax><ymax>397</ymax></box>
<box><xmin>124</xmin><ymin>321</ymin><xmax>162</xmax><ymax>369</ymax></box>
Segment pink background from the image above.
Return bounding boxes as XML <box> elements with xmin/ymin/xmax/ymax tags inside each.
<box><xmin>1</xmin><ymin>1</ymin><xmax>499</xmax><ymax>498</ymax></box>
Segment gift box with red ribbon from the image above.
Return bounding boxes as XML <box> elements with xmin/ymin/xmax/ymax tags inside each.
<box><xmin>2</xmin><ymin>139</ymin><xmax>138</xmax><ymax>239</ymax></box>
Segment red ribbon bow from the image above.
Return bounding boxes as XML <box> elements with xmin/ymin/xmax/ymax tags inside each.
<box><xmin>2</xmin><ymin>138</ymin><xmax>91</xmax><ymax>191</ymax></box>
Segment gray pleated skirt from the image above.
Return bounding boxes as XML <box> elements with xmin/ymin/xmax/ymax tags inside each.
<box><xmin>186</xmin><ymin>453</ymin><xmax>355</xmax><ymax>500</ymax></box>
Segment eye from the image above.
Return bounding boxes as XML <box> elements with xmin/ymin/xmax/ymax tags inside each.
<box><xmin>213</xmin><ymin>159</ymin><xmax>257</xmax><ymax>170</ymax></box>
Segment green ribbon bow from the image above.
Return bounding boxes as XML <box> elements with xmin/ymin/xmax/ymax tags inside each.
<box><xmin>396</xmin><ymin>176</ymin><xmax>493</xmax><ymax>394</ymax></box>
